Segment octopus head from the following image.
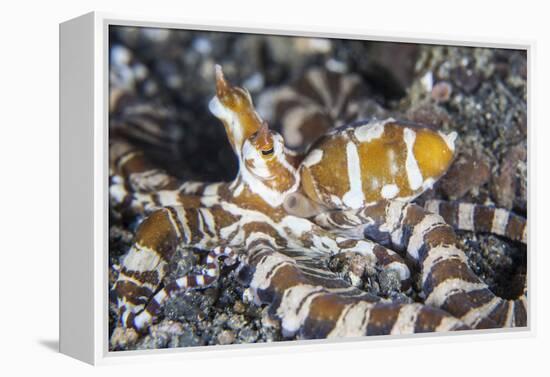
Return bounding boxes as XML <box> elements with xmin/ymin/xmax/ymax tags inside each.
<box><xmin>208</xmin><ymin>65</ymin><xmax>263</xmax><ymax>154</ymax></box>
<box><xmin>240</xmin><ymin>121</ymin><xmax>300</xmax><ymax>206</ymax></box>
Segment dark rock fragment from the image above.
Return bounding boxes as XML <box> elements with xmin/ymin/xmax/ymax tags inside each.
<box><xmin>453</xmin><ymin>66</ymin><xmax>481</xmax><ymax>93</ymax></box>
<box><xmin>440</xmin><ymin>153</ymin><xmax>491</xmax><ymax>199</ymax></box>
<box><xmin>406</xmin><ymin>101</ymin><xmax>451</xmax><ymax>129</ymax></box>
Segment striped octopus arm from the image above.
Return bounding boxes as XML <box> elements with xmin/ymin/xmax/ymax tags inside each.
<box><xmin>314</xmin><ymin>200</ymin><xmax>527</xmax><ymax>328</ymax></box>
<box><xmin>109</xmin><ymin>137</ymin><xmax>225</xmax><ymax>215</ymax></box>
<box><xmin>258</xmin><ymin>68</ymin><xmax>377</xmax><ymax>151</ymax></box>
<box><xmin>240</xmin><ymin>247</ymin><xmax>468</xmax><ymax>339</ymax></box>
<box><xmin>113</xmin><ymin>203</ymin><xmax>242</xmax><ymax>330</ymax></box>
<box><xmin>424</xmin><ymin>199</ymin><xmax>527</xmax><ymax>244</ymax></box>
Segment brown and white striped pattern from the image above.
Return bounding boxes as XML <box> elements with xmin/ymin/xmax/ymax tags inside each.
<box><xmin>110</xmin><ymin>43</ymin><xmax>184</xmax><ymax>154</ymax></box>
<box><xmin>244</xmin><ymin>247</ymin><xmax>467</xmax><ymax>338</ymax></box>
<box><xmin>298</xmin><ymin>120</ymin><xmax>457</xmax><ymax>211</ymax></box>
<box><xmin>113</xmin><ymin>194</ymin><xmax>415</xmax><ymax>331</ymax></box>
<box><xmin>111</xmin><ymin>65</ymin><xmax>526</xmax><ymax>347</ymax></box>
<box><xmin>111</xmin><ymin>97</ymin><xmax>183</xmax><ymax>152</ymax></box>
<box><xmin>424</xmin><ymin>200</ymin><xmax>527</xmax><ymax>244</ymax></box>
<box><xmin>111</xmin><ymin>131</ymin><xmax>417</xmax><ymax>331</ymax></box>
<box><xmin>312</xmin><ymin>201</ymin><xmax>527</xmax><ymax>328</ymax></box>
<box><xmin>129</xmin><ymin>245</ymin><xmax>236</xmax><ymax>330</ymax></box>
<box><xmin>258</xmin><ymin>68</ymin><xmax>377</xmax><ymax>151</ymax></box>
<box><xmin>111</xmin><ymin>99</ymin><xmax>417</xmax><ymax>334</ymax></box>
<box><xmin>110</xmin><ymin>138</ymin><xmax>229</xmax><ymax>216</ymax></box>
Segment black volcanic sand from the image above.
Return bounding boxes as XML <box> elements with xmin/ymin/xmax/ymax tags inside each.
<box><xmin>108</xmin><ymin>26</ymin><xmax>527</xmax><ymax>350</ymax></box>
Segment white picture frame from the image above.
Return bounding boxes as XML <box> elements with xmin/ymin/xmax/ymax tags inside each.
<box><xmin>59</xmin><ymin>11</ymin><xmax>533</xmax><ymax>365</ymax></box>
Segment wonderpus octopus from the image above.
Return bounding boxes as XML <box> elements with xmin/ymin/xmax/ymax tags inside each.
<box><xmin>109</xmin><ymin>65</ymin><xmax>527</xmax><ymax>348</ymax></box>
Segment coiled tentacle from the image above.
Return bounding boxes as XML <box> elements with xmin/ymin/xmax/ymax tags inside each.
<box><xmin>113</xmin><ymin>203</ymin><xmax>240</xmax><ymax>329</ymax></box>
<box><xmin>129</xmin><ymin>245</ymin><xmax>237</xmax><ymax>331</ymax></box>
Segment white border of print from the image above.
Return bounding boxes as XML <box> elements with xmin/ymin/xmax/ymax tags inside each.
<box><xmin>59</xmin><ymin>11</ymin><xmax>534</xmax><ymax>365</ymax></box>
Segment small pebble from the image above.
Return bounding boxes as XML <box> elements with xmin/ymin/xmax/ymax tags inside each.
<box><xmin>378</xmin><ymin>269</ymin><xmax>401</xmax><ymax>295</ymax></box>
<box><xmin>110</xmin><ymin>45</ymin><xmax>131</xmax><ymax>65</ymax></box>
<box><xmin>325</xmin><ymin>58</ymin><xmax>347</xmax><ymax>73</ymax></box>
<box><xmin>110</xmin><ymin>327</ymin><xmax>139</xmax><ymax>350</ymax></box>
<box><xmin>453</xmin><ymin>66</ymin><xmax>481</xmax><ymax>93</ymax></box>
<box><xmin>227</xmin><ymin>314</ymin><xmax>247</xmax><ymax>330</ymax></box>
<box><xmin>142</xmin><ymin>28</ymin><xmax>170</xmax><ymax>42</ymax></box>
<box><xmin>217</xmin><ymin>330</ymin><xmax>236</xmax><ymax>345</ymax></box>
<box><xmin>233</xmin><ymin>300</ymin><xmax>246</xmax><ymax>314</ymax></box>
<box><xmin>294</xmin><ymin>37</ymin><xmax>332</xmax><ymax>54</ymax></box>
<box><xmin>431</xmin><ymin>81</ymin><xmax>452</xmax><ymax>103</ymax></box>
<box><xmin>239</xmin><ymin>328</ymin><xmax>259</xmax><ymax>343</ymax></box>
<box><xmin>192</xmin><ymin>37</ymin><xmax>213</xmax><ymax>55</ymax></box>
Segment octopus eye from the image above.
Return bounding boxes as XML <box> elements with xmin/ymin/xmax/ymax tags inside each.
<box><xmin>261</xmin><ymin>148</ymin><xmax>274</xmax><ymax>156</ymax></box>
<box><xmin>254</xmin><ymin>121</ymin><xmax>274</xmax><ymax>157</ymax></box>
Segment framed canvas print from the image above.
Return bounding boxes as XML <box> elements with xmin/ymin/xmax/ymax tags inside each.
<box><xmin>60</xmin><ymin>12</ymin><xmax>531</xmax><ymax>365</ymax></box>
